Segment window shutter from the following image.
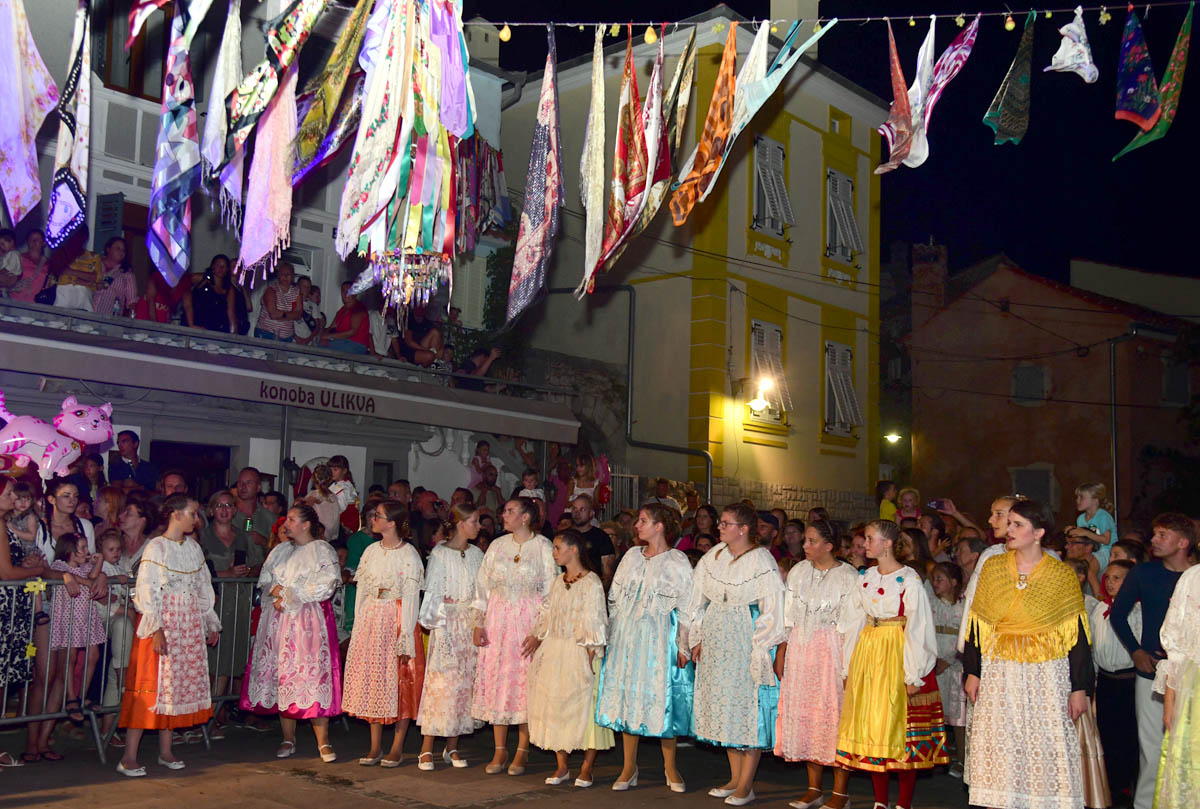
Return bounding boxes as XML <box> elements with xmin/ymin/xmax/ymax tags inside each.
<box><xmin>826</xmin><ymin>169</ymin><xmax>864</xmax><ymax>261</ymax></box>
<box><xmin>768</xmin><ymin>142</ymin><xmax>794</xmax><ymax>226</ymax></box>
<box><xmin>755</xmin><ymin>139</ymin><xmax>781</xmax><ymax>223</ymax></box>
<box><xmin>751</xmin><ymin>320</ymin><xmax>791</xmax><ymax>420</ymax></box>
<box><xmin>825</xmin><ymin>341</ymin><xmax>863</xmax><ymax>430</ymax></box>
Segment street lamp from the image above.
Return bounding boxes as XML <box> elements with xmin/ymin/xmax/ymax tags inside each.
<box><xmin>748</xmin><ymin>377</ymin><xmax>772</xmax><ymax>413</ymax></box>
<box><xmin>884</xmin><ymin>432</ymin><xmax>902</xmax><ymax>444</ymax></box>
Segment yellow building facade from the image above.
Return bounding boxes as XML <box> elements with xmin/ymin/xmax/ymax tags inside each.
<box><xmin>501</xmin><ymin>11</ymin><xmax>886</xmax><ymax>515</ymax></box>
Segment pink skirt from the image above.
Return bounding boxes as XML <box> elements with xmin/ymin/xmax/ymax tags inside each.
<box><xmin>240</xmin><ymin>600</ymin><xmax>342</xmax><ymax>719</ymax></box>
<box><xmin>775</xmin><ymin>625</ymin><xmax>844</xmax><ymax>764</ymax></box>
<box><xmin>471</xmin><ymin>594</ymin><xmax>541</xmax><ymax>725</ymax></box>
<box><xmin>343</xmin><ymin>599</ymin><xmax>425</xmax><ymax>724</ymax></box>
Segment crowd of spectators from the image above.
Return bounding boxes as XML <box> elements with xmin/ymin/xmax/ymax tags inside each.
<box><xmin>0</xmin><ymin>231</ymin><xmax>506</xmax><ymax>389</ymax></box>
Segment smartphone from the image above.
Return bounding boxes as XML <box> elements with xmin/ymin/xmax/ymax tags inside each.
<box><xmin>233</xmin><ymin>550</ymin><xmax>247</xmax><ymax>567</ymax></box>
<box><xmin>927</xmin><ymin>499</ymin><xmax>946</xmax><ymax>512</ymax></box>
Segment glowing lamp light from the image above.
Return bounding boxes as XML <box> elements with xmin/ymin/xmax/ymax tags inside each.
<box><xmin>884</xmin><ymin>432</ymin><xmax>902</xmax><ymax>444</ymax></box>
<box><xmin>498</xmin><ymin>23</ymin><xmax>512</xmax><ymax>42</ymax></box>
<box><xmin>748</xmin><ymin>377</ymin><xmax>773</xmax><ymax>413</ymax></box>
<box><xmin>644</xmin><ymin>25</ymin><xmax>657</xmax><ymax>45</ymax></box>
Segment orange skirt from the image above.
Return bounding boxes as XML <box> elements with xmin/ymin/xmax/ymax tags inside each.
<box><xmin>118</xmin><ymin>631</ymin><xmax>213</xmax><ymax>730</ymax></box>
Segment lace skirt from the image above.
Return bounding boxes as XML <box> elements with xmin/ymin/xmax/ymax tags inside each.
<box><xmin>1155</xmin><ymin>660</ymin><xmax>1200</xmax><ymax>809</ymax></box>
<box><xmin>775</xmin><ymin>625</ymin><xmax>844</xmax><ymax>764</ymax></box>
<box><xmin>471</xmin><ymin>594</ymin><xmax>540</xmax><ymax>725</ymax></box>
<box><xmin>692</xmin><ymin>603</ymin><xmax>778</xmax><ymax>750</ymax></box>
<box><xmin>240</xmin><ymin>600</ymin><xmax>342</xmax><ymax>719</ymax></box>
<box><xmin>595</xmin><ymin>607</ymin><xmax>694</xmax><ymax>738</ymax></box>
<box><xmin>417</xmin><ymin>602</ymin><xmax>483</xmax><ymax>737</ymax></box>
<box><xmin>528</xmin><ymin>640</ymin><xmax>614</xmax><ymax>753</ymax></box>
<box><xmin>966</xmin><ymin>656</ymin><xmax>1083</xmax><ymax>809</ymax></box>
<box><xmin>343</xmin><ymin>598</ymin><xmax>425</xmax><ymax>723</ymax></box>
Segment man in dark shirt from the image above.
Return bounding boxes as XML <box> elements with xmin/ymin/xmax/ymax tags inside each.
<box><xmin>1110</xmin><ymin>512</ymin><xmax>1196</xmax><ymax>809</ymax></box>
<box><xmin>108</xmin><ymin>430</ymin><xmax>159</xmax><ymax>490</ymax></box>
<box><xmin>570</xmin><ymin>494</ymin><xmax>616</xmax><ymax>585</ymax></box>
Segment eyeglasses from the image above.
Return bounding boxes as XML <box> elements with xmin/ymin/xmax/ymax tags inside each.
<box><xmin>717</xmin><ymin>520</ymin><xmax>747</xmax><ymax>530</ymax></box>
<box><xmin>214</xmin><ymin>503</ymin><xmax>235</xmax><ymax>509</ymax></box>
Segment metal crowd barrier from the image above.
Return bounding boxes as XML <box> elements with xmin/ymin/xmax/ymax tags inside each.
<box><xmin>0</xmin><ymin>576</ymin><xmax>261</xmax><ymax>764</ymax></box>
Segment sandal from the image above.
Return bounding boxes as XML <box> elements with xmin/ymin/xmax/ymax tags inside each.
<box><xmin>64</xmin><ymin>699</ymin><xmax>84</xmax><ymax>724</ymax></box>
<box><xmin>20</xmin><ymin>752</ymin><xmax>40</xmax><ymax>764</ymax></box>
<box><xmin>41</xmin><ymin>750</ymin><xmax>63</xmax><ymax>762</ymax></box>
<box><xmin>0</xmin><ymin>752</ymin><xmax>23</xmax><ymax>768</ymax></box>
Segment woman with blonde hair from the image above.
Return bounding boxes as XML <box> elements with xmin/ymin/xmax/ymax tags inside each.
<box><xmin>836</xmin><ymin>520</ymin><xmax>948</xmax><ymax>809</ymax></box>
<box><xmin>416</xmin><ymin>504</ymin><xmax>485</xmax><ymax>769</ymax></box>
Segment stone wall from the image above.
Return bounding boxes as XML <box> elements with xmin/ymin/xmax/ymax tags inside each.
<box><xmin>710</xmin><ymin>477</ymin><xmax>877</xmax><ymax>524</ymax></box>
<box><xmin>528</xmin><ymin>349</ymin><xmax>628</xmax><ymax>463</ymax></box>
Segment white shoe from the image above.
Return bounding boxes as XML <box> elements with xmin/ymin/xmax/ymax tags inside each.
<box><xmin>157</xmin><ymin>756</ymin><xmax>186</xmax><ymax>770</ymax></box>
<box><xmin>819</xmin><ymin>795</ymin><xmax>851</xmax><ymax>809</ymax></box>
<box><xmin>873</xmin><ymin>803</ymin><xmax>889</xmax><ymax>809</ymax></box>
<box><xmin>709</xmin><ymin>788</ymin><xmax>736</xmax><ymax>798</ymax></box>
<box><xmin>443</xmin><ymin>749</ymin><xmax>468</xmax><ymax>768</ymax></box>
<box><xmin>545</xmin><ymin>771</ymin><xmax>572</xmax><ymax>785</ymax></box>
<box><xmin>575</xmin><ymin>778</ymin><xmax>594</xmax><ymax>788</ymax></box>
<box><xmin>276</xmin><ymin>741</ymin><xmax>296</xmax><ymax>759</ymax></box>
<box><xmin>358</xmin><ymin>755</ymin><xmax>381</xmax><ymax>766</ymax></box>
<box><xmin>116</xmin><ymin>762</ymin><xmax>147</xmax><ymax>777</ymax></box>
<box><xmin>725</xmin><ymin>791</ymin><xmax>755</xmax><ymax>806</ymax></box>
<box><xmin>319</xmin><ymin>745</ymin><xmax>337</xmax><ymax>763</ymax></box>
<box><xmin>418</xmin><ymin>752</ymin><xmax>436</xmax><ymax>771</ymax></box>
<box><xmin>669</xmin><ymin>780</ymin><xmax>686</xmax><ymax>793</ymax></box>
<box><xmin>789</xmin><ymin>798</ymin><xmax>824</xmax><ymax>809</ymax></box>
<box><xmin>612</xmin><ymin>768</ymin><xmax>639</xmax><ymax>790</ymax></box>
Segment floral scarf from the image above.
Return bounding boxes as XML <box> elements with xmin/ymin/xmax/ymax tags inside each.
<box><xmin>0</xmin><ymin>0</ymin><xmax>58</xmax><ymax>225</ymax></box>
<box><xmin>295</xmin><ymin>0</ymin><xmax>372</xmax><ymax>171</ymax></box>
<box><xmin>983</xmin><ymin>11</ymin><xmax>1036</xmax><ymax>145</ymax></box>
<box><xmin>1114</xmin><ymin>3</ymin><xmax>1193</xmax><ymax>160</ymax></box>
<box><xmin>201</xmin><ymin>0</ymin><xmax>245</xmax><ymax>229</ymax></box>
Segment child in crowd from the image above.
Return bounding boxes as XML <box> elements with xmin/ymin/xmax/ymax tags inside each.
<box><xmin>1091</xmin><ymin>559</ymin><xmax>1140</xmax><ymax>805</ymax></box>
<box><xmin>566</xmin><ymin>454</ymin><xmax>597</xmax><ymax>503</ymax></box>
<box><xmin>5</xmin><ymin>481</ymin><xmax>39</xmax><ymax>555</ymax></box>
<box><xmin>875</xmin><ymin>480</ymin><xmax>898</xmax><ymax>522</ymax></box>
<box><xmin>896</xmin><ymin>487</ymin><xmax>922</xmax><ymax>521</ymax></box>
<box><xmin>1066</xmin><ymin>558</ymin><xmax>1100</xmax><ymax>611</ymax></box>
<box><xmin>1109</xmin><ymin>539</ymin><xmax>1144</xmax><ymax>565</ymax></box>
<box><xmin>0</xmin><ymin>229</ymin><xmax>20</xmax><ymax>291</ymax></box>
<box><xmin>98</xmin><ymin>530</ymin><xmax>136</xmax><ymax>743</ymax></box>
<box><xmin>929</xmin><ymin>561</ymin><xmax>966</xmax><ymax>778</ymax></box>
<box><xmin>525</xmin><ymin>529</ymin><xmax>612</xmax><ymax>787</ymax></box>
<box><xmin>469</xmin><ymin>440</ymin><xmax>491</xmax><ymax>489</ymax></box>
<box><xmin>516</xmin><ymin>467</ymin><xmax>545</xmax><ymax>501</ymax></box>
<box><xmin>1070</xmin><ymin>483</ymin><xmax>1116</xmax><ymax>570</ymax></box>
<box><xmin>49</xmin><ymin>533</ymin><xmax>106</xmax><ymax>723</ymax></box>
<box><xmin>327</xmin><ymin>454</ymin><xmax>360</xmax><ymax>536</ymax></box>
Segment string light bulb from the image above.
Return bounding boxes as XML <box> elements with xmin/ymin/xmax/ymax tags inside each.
<box><xmin>644</xmin><ymin>25</ymin><xmax>657</xmax><ymax>44</ymax></box>
<box><xmin>1004</xmin><ymin>14</ymin><xmax>1016</xmax><ymax>30</ymax></box>
<box><xmin>609</xmin><ymin>23</ymin><xmax>620</xmax><ymax>37</ymax></box>
<box><xmin>498</xmin><ymin>23</ymin><xmax>511</xmax><ymax>42</ymax></box>
<box><xmin>1045</xmin><ymin>9</ymin><xmax>1052</xmax><ymax>17</ymax></box>
<box><xmin>955</xmin><ymin>13</ymin><xmax>966</xmax><ymax>26</ymax></box>
<box><xmin>813</xmin><ymin>20</ymin><xmax>822</xmax><ymax>33</ymax></box>
<box><xmin>1099</xmin><ymin>6</ymin><xmax>1112</xmax><ymax>24</ymax></box>
<box><xmin>908</xmin><ymin>16</ymin><xmax>915</xmax><ymax>26</ymax></box>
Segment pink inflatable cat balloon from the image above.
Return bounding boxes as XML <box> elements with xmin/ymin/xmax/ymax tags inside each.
<box><xmin>0</xmin><ymin>392</ymin><xmax>114</xmax><ymax>479</ymax></box>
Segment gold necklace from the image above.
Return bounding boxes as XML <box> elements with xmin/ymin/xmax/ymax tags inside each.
<box><xmin>513</xmin><ymin>536</ymin><xmax>530</xmax><ymax>563</ymax></box>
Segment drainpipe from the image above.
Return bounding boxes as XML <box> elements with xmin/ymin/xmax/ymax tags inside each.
<box><xmin>544</xmin><ymin>286</ymin><xmax>714</xmax><ymax>502</ymax></box>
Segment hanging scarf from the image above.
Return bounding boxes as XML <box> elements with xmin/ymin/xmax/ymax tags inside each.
<box><xmin>505</xmin><ymin>25</ymin><xmax>563</xmax><ymax>325</ymax></box>
<box><xmin>669</xmin><ymin>21</ymin><xmax>738</xmax><ymax>227</ymax></box>
<box><xmin>1115</xmin><ymin>8</ymin><xmax>1162</xmax><ymax>130</ymax></box>
<box><xmin>906</xmin><ymin>14</ymin><xmax>979</xmax><ymax>168</ymax></box>
<box><xmin>201</xmin><ymin>0</ymin><xmax>245</xmax><ymax>229</ymax></box>
<box><xmin>875</xmin><ymin>20</ymin><xmax>914</xmax><ymax>174</ymax></box>
<box><xmin>127</xmin><ymin>0</ymin><xmax>170</xmax><ymax>47</ymax></box>
<box><xmin>578</xmin><ymin>25</ymin><xmax>606</xmax><ymax>293</ymax></box>
<box><xmin>237</xmin><ymin>64</ymin><xmax>298</xmax><ymax>281</ymax></box>
<box><xmin>147</xmin><ymin>8</ymin><xmax>202</xmax><ymax>288</ymax></box>
<box><xmin>967</xmin><ymin>551</ymin><xmax>1090</xmax><ymax>664</ymax></box>
<box><xmin>598</xmin><ymin>28</ymin><xmax>666</xmax><ymax>274</ymax></box>
<box><xmin>45</xmin><ymin>1</ymin><xmax>90</xmax><ymax>249</ymax></box>
<box><xmin>1045</xmin><ymin>6</ymin><xmax>1099</xmax><ymax>83</ymax></box>
<box><xmin>294</xmin><ymin>73</ymin><xmax>364</xmax><ymax>183</ymax></box>
<box><xmin>743</xmin><ymin>19</ymin><xmax>837</xmax><ymax>121</ymax></box>
<box><xmin>220</xmin><ymin>0</ymin><xmax>326</xmax><ymax>172</ymax></box>
<box><xmin>336</xmin><ymin>0</ymin><xmax>415</xmax><ymax>258</ymax></box>
<box><xmin>295</xmin><ymin>0</ymin><xmax>372</xmax><ymax>171</ymax></box>
<box><xmin>1115</xmin><ymin>3</ymin><xmax>1193</xmax><ymax>160</ymax></box>
<box><xmin>983</xmin><ymin>10</ymin><xmax>1036</xmax><ymax>146</ymax></box>
<box><xmin>698</xmin><ymin>22</ymin><xmax>770</xmax><ymax>202</ymax></box>
<box><xmin>591</xmin><ymin>27</ymin><xmax>648</xmax><ymax>283</ymax></box>
<box><xmin>431</xmin><ymin>0</ymin><xmax>473</xmax><ymax>139</ymax></box>
<box><xmin>0</xmin><ymin>0</ymin><xmax>58</xmax><ymax>225</ymax></box>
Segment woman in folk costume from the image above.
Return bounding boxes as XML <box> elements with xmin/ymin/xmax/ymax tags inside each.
<box><xmin>526</xmin><ymin>529</ymin><xmax>613</xmax><ymax>787</ymax></box>
<box><xmin>117</xmin><ymin>496</ymin><xmax>220</xmax><ymax>777</ymax></box>
<box><xmin>240</xmin><ymin>504</ymin><xmax>342</xmax><ymax>762</ymax></box>
<box><xmin>472</xmin><ymin>497</ymin><xmax>558</xmax><ymax>776</ymax></box>
<box><xmin>836</xmin><ymin>520</ymin><xmax>949</xmax><ymax>809</ymax></box>
<box><xmin>1152</xmin><ymin>562</ymin><xmax>1200</xmax><ymax>809</ymax></box>
<box><xmin>963</xmin><ymin>499</ymin><xmax>1094</xmax><ymax>809</ymax></box>
<box><xmin>416</xmin><ymin>504</ymin><xmax>485</xmax><ymax>770</ymax></box>
<box><xmin>686</xmin><ymin>502</ymin><xmax>787</xmax><ymax>806</ymax></box>
<box><xmin>342</xmin><ymin>499</ymin><xmax>425</xmax><ymax>766</ymax></box>
<box><xmin>595</xmin><ymin>503</ymin><xmax>694</xmax><ymax>792</ymax></box>
<box><xmin>774</xmin><ymin>520</ymin><xmax>860</xmax><ymax>809</ymax></box>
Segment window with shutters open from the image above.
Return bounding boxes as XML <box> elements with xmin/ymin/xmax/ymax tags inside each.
<box><xmin>749</xmin><ymin>319</ymin><xmax>792</xmax><ymax>426</ymax></box>
<box><xmin>752</xmin><ymin>136</ymin><xmax>793</xmax><ymax>239</ymax></box>
<box><xmin>825</xmin><ymin>168</ymin><xmax>864</xmax><ymax>265</ymax></box>
<box><xmin>824</xmin><ymin>341</ymin><xmax>863</xmax><ymax>436</ymax></box>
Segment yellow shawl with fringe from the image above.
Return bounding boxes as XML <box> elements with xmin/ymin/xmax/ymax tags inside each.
<box><xmin>967</xmin><ymin>551</ymin><xmax>1090</xmax><ymax>664</ymax></box>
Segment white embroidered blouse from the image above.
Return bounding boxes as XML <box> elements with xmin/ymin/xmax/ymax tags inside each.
<box><xmin>840</xmin><ymin>565</ymin><xmax>937</xmax><ymax>686</ymax></box>
<box><xmin>353</xmin><ymin>541</ymin><xmax>424</xmax><ymax>657</ymax></box>
<box><xmin>608</xmin><ymin>547</ymin><xmax>694</xmax><ymax>653</ymax></box>
<box><xmin>685</xmin><ymin>543</ymin><xmax>787</xmax><ymax>687</ymax></box>
<box><xmin>419</xmin><ymin>542</ymin><xmax>485</xmax><ymax>630</ymax></box>
<box><xmin>1154</xmin><ymin>564</ymin><xmax>1200</xmax><ymax>694</ymax></box>
<box><xmin>532</xmin><ymin>572</ymin><xmax>608</xmax><ymax>651</ymax></box>
<box><xmin>133</xmin><ymin>536</ymin><xmax>221</xmax><ymax>638</ymax></box>
<box><xmin>783</xmin><ymin>559</ymin><xmax>859</xmax><ymax>643</ymax></box>
<box><xmin>471</xmin><ymin>533</ymin><xmax>558</xmax><ymax>626</ymax></box>
<box><xmin>274</xmin><ymin>539</ymin><xmax>340</xmax><ymax>613</ymax></box>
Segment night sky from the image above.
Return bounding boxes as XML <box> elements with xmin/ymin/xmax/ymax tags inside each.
<box><xmin>465</xmin><ymin>0</ymin><xmax>1199</xmax><ymax>282</ymax></box>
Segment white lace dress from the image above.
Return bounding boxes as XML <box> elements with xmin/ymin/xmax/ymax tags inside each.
<box><xmin>417</xmin><ymin>543</ymin><xmax>485</xmax><ymax>737</ymax></box>
<box><xmin>774</xmin><ymin>561</ymin><xmax>858</xmax><ymax>763</ymax></box>
<box><xmin>685</xmin><ymin>543</ymin><xmax>786</xmax><ymax>749</ymax></box>
<box><xmin>1153</xmin><ymin>565</ymin><xmax>1200</xmax><ymax>808</ymax></box>
<box><xmin>929</xmin><ymin>590</ymin><xmax>966</xmax><ymax>727</ymax></box>
<box><xmin>242</xmin><ymin>540</ymin><xmax>342</xmax><ymax>717</ymax></box>
<box><xmin>527</xmin><ymin>572</ymin><xmax>614</xmax><ymax>752</ymax></box>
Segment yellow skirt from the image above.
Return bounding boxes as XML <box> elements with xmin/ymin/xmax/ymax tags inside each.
<box><xmin>837</xmin><ymin>623</ymin><xmax>907</xmax><ymax>763</ymax></box>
